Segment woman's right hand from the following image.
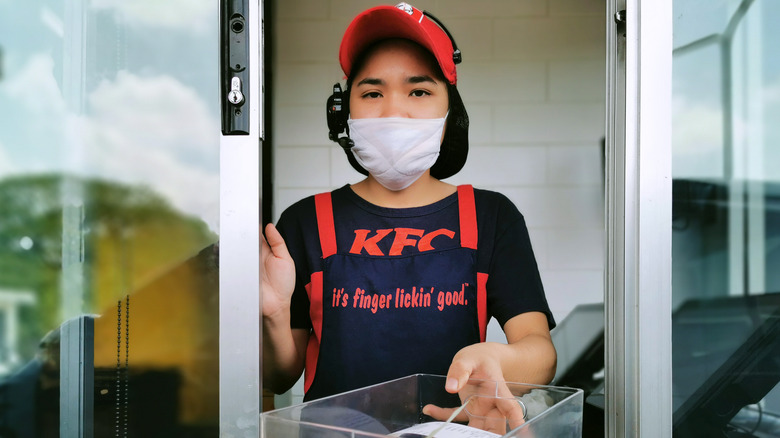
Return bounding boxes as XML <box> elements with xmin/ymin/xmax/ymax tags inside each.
<box><xmin>260</xmin><ymin>223</ymin><xmax>296</xmax><ymax>319</ymax></box>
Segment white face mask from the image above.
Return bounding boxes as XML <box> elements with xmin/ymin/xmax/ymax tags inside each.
<box><xmin>347</xmin><ymin>115</ymin><xmax>447</xmax><ymax>191</ymax></box>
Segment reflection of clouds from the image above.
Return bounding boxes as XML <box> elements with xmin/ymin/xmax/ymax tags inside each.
<box><xmin>40</xmin><ymin>6</ymin><xmax>64</xmax><ymax>38</ymax></box>
<box><xmin>88</xmin><ymin>72</ymin><xmax>215</xmax><ymax>161</ymax></box>
<box><xmin>91</xmin><ymin>0</ymin><xmax>213</xmax><ymax>33</ymax></box>
<box><xmin>0</xmin><ymin>54</ymin><xmax>67</xmax><ymax>175</ymax></box>
<box><xmin>3</xmin><ymin>54</ymin><xmax>66</xmax><ymax>115</ymax></box>
<box><xmin>762</xmin><ymin>77</ymin><xmax>780</xmax><ymax>181</ymax></box>
<box><xmin>672</xmin><ymin>94</ymin><xmax>725</xmax><ymax>179</ymax></box>
<box><xmin>672</xmin><ymin>95</ymin><xmax>723</xmax><ymax>154</ymax></box>
<box><xmin>1</xmin><ymin>55</ymin><xmax>220</xmax><ymax>230</ymax></box>
<box><xmin>83</xmin><ymin>72</ymin><xmax>220</xmax><ymax>230</ymax></box>
<box><xmin>673</xmin><ymin>76</ymin><xmax>780</xmax><ymax>181</ymax></box>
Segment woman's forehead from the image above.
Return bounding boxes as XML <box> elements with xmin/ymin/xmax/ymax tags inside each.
<box><xmin>352</xmin><ymin>39</ymin><xmax>444</xmax><ymax>81</ymax></box>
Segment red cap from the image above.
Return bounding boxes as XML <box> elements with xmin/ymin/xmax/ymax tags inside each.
<box><xmin>339</xmin><ymin>3</ymin><xmax>459</xmax><ymax>85</ymax></box>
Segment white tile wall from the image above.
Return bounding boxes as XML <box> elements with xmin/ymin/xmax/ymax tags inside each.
<box><xmin>492</xmin><ymin>103</ymin><xmax>604</xmax><ymax>143</ymax></box>
<box><xmin>459</xmin><ymin>103</ymin><xmax>492</xmax><ymax>144</ymax></box>
<box><xmin>270</xmin><ymin>0</ymin><xmax>607</xmax><ymax>407</ymax></box>
<box><xmin>547</xmin><ymin>144</ymin><xmax>603</xmax><ymax>185</ymax></box>
<box><xmin>276</xmin><ymin>0</ymin><xmax>330</xmax><ymax>19</ymax></box>
<box><xmin>275</xmin><ymin>21</ymin><xmax>341</xmax><ymax>63</ymax></box>
<box><xmin>549</xmin><ymin>0</ymin><xmax>604</xmax><ymax>16</ymax></box>
<box><xmin>275</xmin><ymin>147</ymin><xmax>332</xmax><ymax>187</ymax></box>
<box><xmin>549</xmin><ymin>60</ymin><xmax>606</xmax><ymax>102</ymax></box>
<box><xmin>457</xmin><ymin>62</ymin><xmax>547</xmax><ymax>103</ymax></box>
<box><xmin>329</xmin><ymin>148</ymin><xmax>365</xmax><ymax>186</ymax></box>
<box><xmin>494</xmin><ymin>16</ymin><xmax>604</xmax><ymax>61</ymax></box>
<box><xmin>454</xmin><ymin>145</ymin><xmax>548</xmax><ymax>186</ymax></box>
<box><xmin>275</xmin><ymin>105</ymin><xmax>329</xmax><ymax>146</ymax></box>
<box><xmin>436</xmin><ymin>0</ymin><xmax>547</xmax><ymax>18</ymax></box>
<box><xmin>438</xmin><ymin>18</ymin><xmax>495</xmax><ymax>62</ymax></box>
<box><xmin>499</xmin><ymin>186</ymin><xmax>603</xmax><ymax>228</ymax></box>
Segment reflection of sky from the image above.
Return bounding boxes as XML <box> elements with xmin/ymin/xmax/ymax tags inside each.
<box><xmin>0</xmin><ymin>0</ymin><xmax>220</xmax><ymax>230</ymax></box>
<box><xmin>672</xmin><ymin>0</ymin><xmax>780</xmax><ymax>181</ymax></box>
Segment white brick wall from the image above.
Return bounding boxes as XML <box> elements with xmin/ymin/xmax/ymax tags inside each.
<box><xmin>271</xmin><ymin>0</ymin><xmax>606</xmax><ymax>407</ymax></box>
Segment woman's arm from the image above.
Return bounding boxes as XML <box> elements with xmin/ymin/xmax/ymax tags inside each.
<box><xmin>260</xmin><ymin>223</ymin><xmax>309</xmax><ymax>394</ymax></box>
<box><xmin>443</xmin><ymin>311</ymin><xmax>556</xmax><ymax>393</ymax></box>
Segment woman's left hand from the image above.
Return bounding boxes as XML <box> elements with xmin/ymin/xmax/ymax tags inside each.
<box><xmin>422</xmin><ymin>343</ymin><xmax>526</xmax><ymax>434</ymax></box>
<box><xmin>421</xmin><ymin>313</ymin><xmax>555</xmax><ymax>433</ymax></box>
<box><xmin>442</xmin><ymin>342</ymin><xmax>504</xmax><ymax>394</ymax></box>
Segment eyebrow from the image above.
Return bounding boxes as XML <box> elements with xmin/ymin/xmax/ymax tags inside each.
<box><xmin>356</xmin><ymin>77</ymin><xmax>384</xmax><ymax>87</ymax></box>
<box><xmin>355</xmin><ymin>75</ymin><xmax>439</xmax><ymax>87</ymax></box>
<box><xmin>407</xmin><ymin>75</ymin><xmax>438</xmax><ymax>85</ymax></box>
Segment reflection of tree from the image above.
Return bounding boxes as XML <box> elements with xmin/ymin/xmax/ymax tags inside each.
<box><xmin>0</xmin><ymin>173</ymin><xmax>217</xmax><ymax>366</ymax></box>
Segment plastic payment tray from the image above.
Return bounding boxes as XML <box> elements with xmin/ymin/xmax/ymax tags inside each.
<box><xmin>261</xmin><ymin>374</ymin><xmax>583</xmax><ymax>437</ymax></box>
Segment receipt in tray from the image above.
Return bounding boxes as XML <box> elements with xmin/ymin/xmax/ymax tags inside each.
<box><xmin>391</xmin><ymin>422</ymin><xmax>501</xmax><ymax>438</ymax></box>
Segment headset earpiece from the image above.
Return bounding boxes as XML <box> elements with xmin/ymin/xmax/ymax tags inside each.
<box><xmin>327</xmin><ymin>83</ymin><xmax>352</xmax><ymax>148</ymax></box>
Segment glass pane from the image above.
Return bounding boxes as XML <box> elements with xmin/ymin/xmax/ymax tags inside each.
<box><xmin>673</xmin><ymin>0</ymin><xmax>738</xmax><ymax>48</ymax></box>
<box><xmin>672</xmin><ymin>1</ymin><xmax>780</xmax><ymax>436</ymax></box>
<box><xmin>0</xmin><ymin>0</ymin><xmax>220</xmax><ymax>435</ymax></box>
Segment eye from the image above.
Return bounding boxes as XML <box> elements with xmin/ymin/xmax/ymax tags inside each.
<box><xmin>410</xmin><ymin>89</ymin><xmax>431</xmax><ymax>97</ymax></box>
<box><xmin>361</xmin><ymin>91</ymin><xmax>382</xmax><ymax>99</ymax></box>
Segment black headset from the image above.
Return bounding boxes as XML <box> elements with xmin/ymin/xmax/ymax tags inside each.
<box><xmin>326</xmin><ymin>9</ymin><xmax>462</xmax><ymax>150</ymax></box>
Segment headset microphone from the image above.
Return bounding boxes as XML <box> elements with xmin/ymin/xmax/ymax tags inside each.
<box><xmin>327</xmin><ymin>83</ymin><xmax>353</xmax><ymax>149</ymax></box>
<box><xmin>338</xmin><ymin>137</ymin><xmax>354</xmax><ymax>149</ymax></box>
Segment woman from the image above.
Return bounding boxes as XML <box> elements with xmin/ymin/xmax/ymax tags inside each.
<box><xmin>261</xmin><ymin>2</ymin><xmax>556</xmax><ymax>408</ymax></box>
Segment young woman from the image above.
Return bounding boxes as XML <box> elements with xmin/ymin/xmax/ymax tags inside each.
<box><xmin>261</xmin><ymin>3</ymin><xmax>556</xmax><ymax>407</ymax></box>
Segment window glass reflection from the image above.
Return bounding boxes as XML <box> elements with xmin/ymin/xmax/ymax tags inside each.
<box><xmin>672</xmin><ymin>1</ymin><xmax>780</xmax><ymax>436</ymax></box>
<box><xmin>0</xmin><ymin>0</ymin><xmax>221</xmax><ymax>435</ymax></box>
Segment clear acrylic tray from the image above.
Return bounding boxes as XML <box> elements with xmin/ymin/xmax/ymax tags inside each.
<box><xmin>261</xmin><ymin>374</ymin><xmax>583</xmax><ymax>437</ymax></box>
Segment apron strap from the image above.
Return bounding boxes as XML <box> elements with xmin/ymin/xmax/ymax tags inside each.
<box><xmin>457</xmin><ymin>185</ymin><xmax>478</xmax><ymax>249</ymax></box>
<box><xmin>458</xmin><ymin>184</ymin><xmax>487</xmax><ymax>341</ymax></box>
<box><xmin>314</xmin><ymin>192</ymin><xmax>337</xmax><ymax>258</ymax></box>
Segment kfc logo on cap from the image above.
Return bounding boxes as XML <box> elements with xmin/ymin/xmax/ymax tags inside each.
<box><xmin>395</xmin><ymin>2</ymin><xmax>414</xmax><ymax>15</ymax></box>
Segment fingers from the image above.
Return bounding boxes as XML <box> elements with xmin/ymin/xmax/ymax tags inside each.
<box><xmin>421</xmin><ymin>404</ymin><xmax>469</xmax><ymax>423</ymax></box>
<box><xmin>445</xmin><ymin>360</ymin><xmax>473</xmax><ymax>394</ymax></box>
<box><xmin>495</xmin><ymin>396</ymin><xmax>526</xmax><ymax>429</ymax></box>
<box><xmin>264</xmin><ymin>223</ymin><xmax>292</xmax><ymax>260</ymax></box>
<box><xmin>259</xmin><ymin>224</ymin><xmax>270</xmax><ymax>251</ymax></box>
<box><xmin>461</xmin><ymin>396</ymin><xmax>526</xmax><ymax>434</ymax></box>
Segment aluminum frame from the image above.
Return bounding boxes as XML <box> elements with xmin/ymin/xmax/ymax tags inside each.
<box><xmin>219</xmin><ymin>0</ymin><xmax>263</xmax><ymax>434</ymax></box>
<box><xmin>605</xmin><ymin>0</ymin><xmax>673</xmax><ymax>436</ymax></box>
<box><xmin>60</xmin><ymin>316</ymin><xmax>94</xmax><ymax>438</ymax></box>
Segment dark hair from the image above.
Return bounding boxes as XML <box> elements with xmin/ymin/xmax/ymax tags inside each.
<box><xmin>341</xmin><ymin>39</ymin><xmax>469</xmax><ymax>180</ymax></box>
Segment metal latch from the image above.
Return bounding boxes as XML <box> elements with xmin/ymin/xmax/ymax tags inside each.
<box><xmin>228</xmin><ymin>77</ymin><xmax>244</xmax><ymax>105</ymax></box>
<box><xmin>614</xmin><ymin>9</ymin><xmax>626</xmax><ymax>36</ymax></box>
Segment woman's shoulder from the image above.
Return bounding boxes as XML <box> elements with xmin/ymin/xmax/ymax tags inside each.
<box><xmin>471</xmin><ymin>187</ymin><xmax>521</xmax><ymax>214</ymax></box>
<box><xmin>469</xmin><ymin>186</ymin><xmax>527</xmax><ymax>239</ymax></box>
<box><xmin>278</xmin><ymin>186</ymin><xmax>352</xmax><ymax>223</ymax></box>
<box><xmin>277</xmin><ymin>195</ymin><xmax>315</xmax><ymax>225</ymax></box>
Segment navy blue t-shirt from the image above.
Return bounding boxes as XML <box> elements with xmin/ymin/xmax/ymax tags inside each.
<box><xmin>276</xmin><ymin>185</ymin><xmax>554</xmax><ymax>398</ymax></box>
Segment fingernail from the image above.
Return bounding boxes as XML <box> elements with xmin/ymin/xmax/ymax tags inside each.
<box><xmin>446</xmin><ymin>377</ymin><xmax>458</xmax><ymax>392</ymax></box>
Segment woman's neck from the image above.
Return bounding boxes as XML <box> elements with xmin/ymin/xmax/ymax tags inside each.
<box><xmin>350</xmin><ymin>174</ymin><xmax>456</xmax><ymax>208</ymax></box>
